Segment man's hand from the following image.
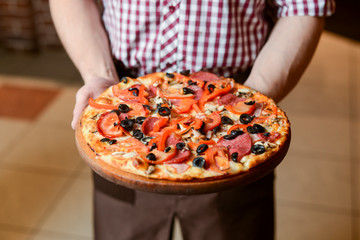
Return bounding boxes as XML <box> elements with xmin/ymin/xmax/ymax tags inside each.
<box><xmin>244</xmin><ymin>16</ymin><xmax>324</xmax><ymax>102</ymax></box>
<box><xmin>71</xmin><ymin>78</ymin><xmax>118</xmax><ymax>130</ymax></box>
<box><xmin>49</xmin><ymin>0</ymin><xmax>120</xmax><ymax>129</ymax></box>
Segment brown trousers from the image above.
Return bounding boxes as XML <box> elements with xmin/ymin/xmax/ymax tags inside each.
<box><xmin>93</xmin><ymin>172</ymin><xmax>274</xmax><ymax>240</ymax></box>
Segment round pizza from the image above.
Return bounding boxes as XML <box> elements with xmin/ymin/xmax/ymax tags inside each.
<box><xmin>79</xmin><ymin>71</ymin><xmax>290</xmax><ymax>180</ymax></box>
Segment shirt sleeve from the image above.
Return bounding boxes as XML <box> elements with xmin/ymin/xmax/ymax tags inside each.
<box><xmin>274</xmin><ymin>0</ymin><xmax>336</xmax><ymax>17</ymax></box>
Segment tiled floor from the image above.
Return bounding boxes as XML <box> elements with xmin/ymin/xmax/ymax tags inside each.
<box><xmin>0</xmin><ymin>31</ymin><xmax>359</xmax><ymax>240</ymax></box>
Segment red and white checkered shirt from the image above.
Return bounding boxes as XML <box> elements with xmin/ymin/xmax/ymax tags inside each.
<box><xmin>102</xmin><ymin>0</ymin><xmax>335</xmax><ymax>77</ymax></box>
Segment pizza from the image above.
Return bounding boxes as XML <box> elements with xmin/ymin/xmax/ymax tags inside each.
<box><xmin>79</xmin><ymin>71</ymin><xmax>290</xmax><ymax>180</ymax></box>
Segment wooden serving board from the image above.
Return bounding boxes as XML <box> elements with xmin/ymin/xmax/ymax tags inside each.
<box><xmin>75</xmin><ymin>125</ymin><xmax>290</xmax><ymax>195</ymax></box>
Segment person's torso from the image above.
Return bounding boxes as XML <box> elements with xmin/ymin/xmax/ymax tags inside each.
<box><xmin>102</xmin><ymin>0</ymin><xmax>270</xmax><ymax>77</ymax></box>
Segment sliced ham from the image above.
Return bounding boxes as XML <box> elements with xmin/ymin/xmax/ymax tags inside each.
<box><xmin>148</xmin><ymin>85</ymin><xmax>158</xmax><ymax>98</ymax></box>
<box><xmin>253</xmin><ymin>102</ymin><xmax>263</xmax><ymax>117</ymax></box>
<box><xmin>165</xmin><ymin>149</ymin><xmax>191</xmax><ymax>164</ymax></box>
<box><xmin>165</xmin><ymin>134</ymin><xmax>182</xmax><ymax>146</ymax></box>
<box><xmin>119</xmin><ymin>113</ymin><xmax>129</xmax><ymax>121</ymax></box>
<box><xmin>217</xmin><ymin>93</ymin><xmax>245</xmax><ymax>106</ymax></box>
<box><xmin>250</xmin><ymin>133</ymin><xmax>262</xmax><ymax>142</ymax></box>
<box><xmin>217</xmin><ymin>133</ymin><xmax>252</xmax><ymax>161</ymax></box>
<box><xmin>141</xmin><ymin>117</ymin><xmax>159</xmax><ymax>135</ymax></box>
<box><xmin>166</xmin><ymin>163</ymin><xmax>190</xmax><ymax>173</ymax></box>
<box><xmin>169</xmin><ymin>99</ymin><xmax>181</xmax><ymax>105</ymax></box>
<box><xmin>187</xmin><ymin>85</ymin><xmax>204</xmax><ymax>100</ymax></box>
<box><xmin>190</xmin><ymin>71</ymin><xmax>220</xmax><ymax>81</ymax></box>
<box><xmin>257</xmin><ymin>132</ymin><xmax>280</xmax><ymax>143</ymax></box>
<box><xmin>164</xmin><ymin>134</ymin><xmax>190</xmax><ymax>164</ymax></box>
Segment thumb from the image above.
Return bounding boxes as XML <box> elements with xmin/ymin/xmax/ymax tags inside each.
<box><xmin>71</xmin><ymin>89</ymin><xmax>93</xmax><ymax>130</ymax></box>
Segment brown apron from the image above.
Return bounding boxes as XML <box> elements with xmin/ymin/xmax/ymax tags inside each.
<box><xmin>93</xmin><ymin>172</ymin><xmax>274</xmax><ymax>240</ymax></box>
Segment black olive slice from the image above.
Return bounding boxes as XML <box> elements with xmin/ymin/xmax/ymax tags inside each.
<box><xmin>120</xmin><ymin>76</ymin><xmax>128</xmax><ymax>83</ymax></box>
<box><xmin>180</xmin><ymin>70</ymin><xmax>190</xmax><ymax>76</ymax></box>
<box><xmin>196</xmin><ymin>144</ymin><xmax>208</xmax><ymax>154</ymax></box>
<box><xmin>251</xmin><ymin>144</ymin><xmax>266</xmax><ymax>155</ymax></box>
<box><xmin>128</xmin><ymin>87</ymin><xmax>139</xmax><ymax>96</ymax></box>
<box><xmin>207</xmin><ymin>84</ymin><xmax>215</xmax><ymax>93</ymax></box>
<box><xmin>188</xmin><ymin>80</ymin><xmax>197</xmax><ymax>85</ymax></box>
<box><xmin>212</xmin><ymin>126</ymin><xmax>221</xmax><ymax>134</ymax></box>
<box><xmin>132</xmin><ymin>129</ymin><xmax>144</xmax><ymax>140</ymax></box>
<box><xmin>149</xmin><ymin>143</ymin><xmax>157</xmax><ymax>151</ymax></box>
<box><xmin>183</xmin><ymin>87</ymin><xmax>194</xmax><ymax>95</ymax></box>
<box><xmin>143</xmin><ymin>104</ymin><xmax>152</xmax><ymax>111</ymax></box>
<box><xmin>176</xmin><ymin>142</ymin><xmax>185</xmax><ymax>150</ymax></box>
<box><xmin>193</xmin><ymin>157</ymin><xmax>206</xmax><ymax>168</ymax></box>
<box><xmin>164</xmin><ymin>147</ymin><xmax>171</xmax><ymax>153</ymax></box>
<box><xmin>221</xmin><ymin>116</ymin><xmax>234</xmax><ymax>125</ymax></box>
<box><xmin>146</xmin><ymin>153</ymin><xmax>157</xmax><ymax>161</ymax></box>
<box><xmin>100</xmin><ymin>138</ymin><xmax>110</xmax><ymax>142</ymax></box>
<box><xmin>197</xmin><ymin>127</ymin><xmax>206</xmax><ymax>135</ymax></box>
<box><xmin>223</xmin><ymin>134</ymin><xmax>237</xmax><ymax>140</ymax></box>
<box><xmin>245</xmin><ymin>100</ymin><xmax>255</xmax><ymax>105</ymax></box>
<box><xmin>110</xmin><ymin>109</ymin><xmax>121</xmax><ymax>115</ymax></box>
<box><xmin>239</xmin><ymin>114</ymin><xmax>253</xmax><ymax>124</ymax></box>
<box><xmin>166</xmin><ymin>73</ymin><xmax>175</xmax><ymax>78</ymax></box>
<box><xmin>246</xmin><ymin>124</ymin><xmax>266</xmax><ymax>134</ymax></box>
<box><xmin>135</xmin><ymin>116</ymin><xmax>146</xmax><ymax>124</ymax></box>
<box><xmin>231</xmin><ymin>152</ymin><xmax>238</xmax><ymax>162</ymax></box>
<box><xmin>254</xmin><ymin>124</ymin><xmax>266</xmax><ymax>133</ymax></box>
<box><xmin>141</xmin><ymin>137</ymin><xmax>153</xmax><ymax>145</ymax></box>
<box><xmin>263</xmin><ymin>132</ymin><xmax>270</xmax><ymax>137</ymax></box>
<box><xmin>100</xmin><ymin>138</ymin><xmax>117</xmax><ymax>145</ymax></box>
<box><xmin>246</xmin><ymin>126</ymin><xmax>256</xmax><ymax>134</ymax></box>
<box><xmin>120</xmin><ymin>118</ymin><xmax>135</xmax><ymax>131</ymax></box>
<box><xmin>118</xmin><ymin>104</ymin><xmax>130</xmax><ymax>113</ymax></box>
<box><xmin>230</xmin><ymin>130</ymin><xmax>244</xmax><ymax>136</ymax></box>
<box><xmin>158</xmin><ymin>106</ymin><xmax>171</xmax><ymax>116</ymax></box>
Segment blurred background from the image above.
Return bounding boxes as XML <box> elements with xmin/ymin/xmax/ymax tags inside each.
<box><xmin>0</xmin><ymin>0</ymin><xmax>359</xmax><ymax>240</ymax></box>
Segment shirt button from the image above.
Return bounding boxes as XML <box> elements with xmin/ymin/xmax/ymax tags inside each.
<box><xmin>169</xmin><ymin>6</ymin><xmax>175</xmax><ymax>12</ymax></box>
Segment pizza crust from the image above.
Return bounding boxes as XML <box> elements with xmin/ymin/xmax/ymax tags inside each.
<box><xmin>80</xmin><ymin>72</ymin><xmax>290</xmax><ymax>181</ymax></box>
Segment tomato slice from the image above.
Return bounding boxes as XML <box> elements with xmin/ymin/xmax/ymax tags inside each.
<box><xmin>153</xmin><ymin>118</ymin><xmax>169</xmax><ymax>133</ymax></box>
<box><xmin>191</xmin><ymin>103</ymin><xmax>202</xmax><ymax>113</ymax></box>
<box><xmin>108</xmin><ymin>138</ymin><xmax>149</xmax><ymax>155</ymax></box>
<box><xmin>157</xmin><ymin>127</ymin><xmax>177</xmax><ymax>151</ymax></box>
<box><xmin>112</xmin><ymin>84</ymin><xmax>149</xmax><ymax>104</ymax></box>
<box><xmin>203</xmin><ymin>111</ymin><xmax>221</xmax><ymax>132</ymax></box>
<box><xmin>160</xmin><ymin>91</ymin><xmax>195</xmax><ymax>99</ymax></box>
<box><xmin>89</xmin><ymin>98</ymin><xmax>117</xmax><ymax>110</ymax></box>
<box><xmin>172</xmin><ymin>99</ymin><xmax>197</xmax><ymax>114</ymax></box>
<box><xmin>227</xmin><ymin>124</ymin><xmax>249</xmax><ymax>134</ymax></box>
<box><xmin>143</xmin><ymin>148</ymin><xmax>177</xmax><ymax>164</ymax></box>
<box><xmin>198</xmin><ymin>80</ymin><xmax>232</xmax><ymax>108</ymax></box>
<box><xmin>188</xmin><ymin>139</ymin><xmax>216</xmax><ymax>150</ymax></box>
<box><xmin>215</xmin><ymin>154</ymin><xmax>230</xmax><ymax>171</ymax></box>
<box><xmin>147</xmin><ymin>126</ymin><xmax>177</xmax><ymax>151</ymax></box>
<box><xmin>172</xmin><ymin>73</ymin><xmax>205</xmax><ymax>88</ymax></box>
<box><xmin>126</xmin><ymin>102</ymin><xmax>149</xmax><ymax>117</ymax></box>
<box><xmin>137</xmin><ymin>85</ymin><xmax>149</xmax><ymax>104</ymax></box>
<box><xmin>205</xmin><ymin>146</ymin><xmax>230</xmax><ymax>172</ymax></box>
<box><xmin>190</xmin><ymin>118</ymin><xmax>204</xmax><ymax>130</ymax></box>
<box><xmin>97</xmin><ymin>112</ymin><xmax>124</xmax><ymax>138</ymax></box>
<box><xmin>141</xmin><ymin>117</ymin><xmax>168</xmax><ymax>135</ymax></box>
<box><xmin>225</xmin><ymin>101</ymin><xmax>255</xmax><ymax>115</ymax></box>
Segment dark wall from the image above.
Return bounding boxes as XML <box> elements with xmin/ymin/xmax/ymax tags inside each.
<box><xmin>325</xmin><ymin>0</ymin><xmax>360</xmax><ymax>41</ymax></box>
